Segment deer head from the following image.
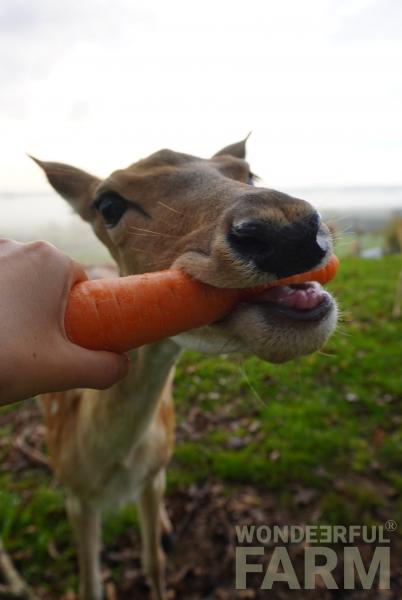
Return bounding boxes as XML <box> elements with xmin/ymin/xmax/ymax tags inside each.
<box><xmin>32</xmin><ymin>139</ymin><xmax>337</xmax><ymax>363</ymax></box>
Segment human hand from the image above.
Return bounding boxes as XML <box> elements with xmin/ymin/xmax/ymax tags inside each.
<box><xmin>0</xmin><ymin>239</ymin><xmax>129</xmax><ymax>405</ymax></box>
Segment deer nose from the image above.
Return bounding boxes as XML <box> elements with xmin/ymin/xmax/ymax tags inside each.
<box><xmin>228</xmin><ymin>212</ymin><xmax>329</xmax><ymax>277</ymax></box>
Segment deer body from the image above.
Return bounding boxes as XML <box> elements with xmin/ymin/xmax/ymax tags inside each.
<box><xmin>34</xmin><ymin>139</ymin><xmax>337</xmax><ymax>599</ymax></box>
<box><xmin>42</xmin><ymin>338</ymin><xmax>179</xmax><ymax>599</ymax></box>
<box><xmin>42</xmin><ymin>341</ymin><xmax>179</xmax><ymax>502</ymax></box>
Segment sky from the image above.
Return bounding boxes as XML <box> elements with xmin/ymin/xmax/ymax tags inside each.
<box><xmin>1</xmin><ymin>0</ymin><xmax>402</xmax><ymax>196</ymax></box>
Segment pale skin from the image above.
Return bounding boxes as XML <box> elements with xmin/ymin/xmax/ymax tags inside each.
<box><xmin>0</xmin><ymin>238</ymin><xmax>129</xmax><ymax>406</ymax></box>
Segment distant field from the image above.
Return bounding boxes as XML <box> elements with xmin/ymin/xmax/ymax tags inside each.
<box><xmin>0</xmin><ymin>256</ymin><xmax>401</xmax><ymax>598</ymax></box>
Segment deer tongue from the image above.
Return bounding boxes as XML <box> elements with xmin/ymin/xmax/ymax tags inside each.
<box><xmin>249</xmin><ymin>282</ymin><xmax>326</xmax><ymax>311</ymax></box>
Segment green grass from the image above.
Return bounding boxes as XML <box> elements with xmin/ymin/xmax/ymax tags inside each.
<box><xmin>171</xmin><ymin>255</ymin><xmax>402</xmax><ymax>515</ymax></box>
<box><xmin>0</xmin><ymin>255</ymin><xmax>402</xmax><ymax>592</ymax></box>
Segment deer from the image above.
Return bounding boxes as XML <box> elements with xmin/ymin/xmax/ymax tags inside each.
<box><xmin>32</xmin><ymin>138</ymin><xmax>338</xmax><ymax>600</ymax></box>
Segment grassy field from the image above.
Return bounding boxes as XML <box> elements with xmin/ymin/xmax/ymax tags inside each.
<box><xmin>0</xmin><ymin>255</ymin><xmax>402</xmax><ymax>598</ymax></box>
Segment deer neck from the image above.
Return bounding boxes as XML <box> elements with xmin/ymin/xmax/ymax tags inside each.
<box><xmin>121</xmin><ymin>338</ymin><xmax>181</xmax><ymax>431</ymax></box>
<box><xmin>77</xmin><ymin>338</ymin><xmax>181</xmax><ymax>472</ymax></box>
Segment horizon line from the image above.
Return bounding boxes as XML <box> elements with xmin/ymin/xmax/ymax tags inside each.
<box><xmin>1</xmin><ymin>183</ymin><xmax>402</xmax><ymax>196</ymax></box>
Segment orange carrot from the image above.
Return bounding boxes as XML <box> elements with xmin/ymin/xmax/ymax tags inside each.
<box><xmin>239</xmin><ymin>254</ymin><xmax>340</xmax><ymax>301</ymax></box>
<box><xmin>65</xmin><ymin>255</ymin><xmax>339</xmax><ymax>352</ymax></box>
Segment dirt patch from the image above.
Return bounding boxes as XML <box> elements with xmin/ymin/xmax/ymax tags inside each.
<box><xmin>103</xmin><ymin>483</ymin><xmax>401</xmax><ymax>600</ymax></box>
<box><xmin>1</xmin><ymin>403</ymin><xmax>401</xmax><ymax>599</ymax></box>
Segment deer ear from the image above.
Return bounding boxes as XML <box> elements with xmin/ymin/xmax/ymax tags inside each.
<box><xmin>213</xmin><ymin>133</ymin><xmax>251</xmax><ymax>159</ymax></box>
<box><xmin>29</xmin><ymin>156</ymin><xmax>101</xmax><ymax>221</ymax></box>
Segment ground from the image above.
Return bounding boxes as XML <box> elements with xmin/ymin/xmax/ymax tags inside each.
<box><xmin>0</xmin><ymin>256</ymin><xmax>402</xmax><ymax>599</ymax></box>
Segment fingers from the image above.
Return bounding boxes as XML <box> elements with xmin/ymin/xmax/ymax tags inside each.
<box><xmin>69</xmin><ymin>260</ymin><xmax>88</xmax><ymax>286</ymax></box>
<box><xmin>1</xmin><ymin>345</ymin><xmax>130</xmax><ymax>404</ymax></box>
<box><xmin>61</xmin><ymin>347</ymin><xmax>130</xmax><ymax>390</ymax></box>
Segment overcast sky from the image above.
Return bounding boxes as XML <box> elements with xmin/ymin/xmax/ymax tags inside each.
<box><xmin>1</xmin><ymin>0</ymin><xmax>401</xmax><ymax>194</ymax></box>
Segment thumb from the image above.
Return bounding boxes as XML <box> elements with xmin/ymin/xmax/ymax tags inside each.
<box><xmin>63</xmin><ymin>346</ymin><xmax>130</xmax><ymax>390</ymax></box>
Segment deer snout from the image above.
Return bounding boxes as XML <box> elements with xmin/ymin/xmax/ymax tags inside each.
<box><xmin>228</xmin><ymin>211</ymin><xmax>330</xmax><ymax>278</ymax></box>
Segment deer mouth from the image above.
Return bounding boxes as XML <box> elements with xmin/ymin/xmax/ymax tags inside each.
<box><xmin>171</xmin><ymin>268</ymin><xmax>337</xmax><ymax>361</ymax></box>
<box><xmin>243</xmin><ymin>281</ymin><xmax>334</xmax><ymax>322</ymax></box>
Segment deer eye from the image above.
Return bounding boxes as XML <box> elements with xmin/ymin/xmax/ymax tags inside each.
<box><xmin>94</xmin><ymin>192</ymin><xmax>128</xmax><ymax>228</ymax></box>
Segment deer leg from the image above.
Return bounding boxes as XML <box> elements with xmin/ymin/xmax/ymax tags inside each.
<box><xmin>157</xmin><ymin>469</ymin><xmax>174</xmax><ymax>553</ymax></box>
<box><xmin>66</xmin><ymin>495</ymin><xmax>103</xmax><ymax>600</ymax></box>
<box><xmin>137</xmin><ymin>469</ymin><xmax>169</xmax><ymax>600</ymax></box>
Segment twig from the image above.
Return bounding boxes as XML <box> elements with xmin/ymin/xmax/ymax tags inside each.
<box><xmin>0</xmin><ymin>538</ymin><xmax>39</xmax><ymax>600</ymax></box>
<box><xmin>13</xmin><ymin>426</ymin><xmax>50</xmax><ymax>471</ymax></box>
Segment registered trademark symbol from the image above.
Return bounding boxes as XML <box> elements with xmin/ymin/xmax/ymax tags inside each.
<box><xmin>385</xmin><ymin>519</ymin><xmax>397</xmax><ymax>532</ymax></box>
